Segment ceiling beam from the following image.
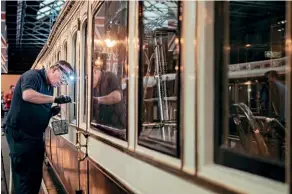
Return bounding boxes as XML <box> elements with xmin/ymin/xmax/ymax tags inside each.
<box><xmin>9</xmin><ymin>43</ymin><xmax>44</xmax><ymax>45</ymax></box>
<box><xmin>22</xmin><ymin>33</ymin><xmax>47</xmax><ymax>43</ymax></box>
<box><xmin>24</xmin><ymin>26</ymin><xmax>51</xmax><ymax>33</ymax></box>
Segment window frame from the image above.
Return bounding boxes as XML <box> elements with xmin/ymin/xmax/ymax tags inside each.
<box><xmin>90</xmin><ymin>1</ymin><xmax>129</xmax><ymax>141</ymax></box>
<box><xmin>63</xmin><ymin>41</ymin><xmax>68</xmax><ymax>61</ymax></box>
<box><xmin>195</xmin><ymin>2</ymin><xmax>290</xmax><ymax>194</ymax></box>
<box><xmin>80</xmin><ymin>20</ymin><xmax>88</xmax><ymax>129</ymax></box>
<box><xmin>56</xmin><ymin>50</ymin><xmax>62</xmax><ymax>97</ymax></box>
<box><xmin>213</xmin><ymin>1</ymin><xmax>288</xmax><ymax>182</ymax></box>
<box><xmin>137</xmin><ymin>1</ymin><xmax>182</xmax><ymax>158</ymax></box>
<box><xmin>68</xmin><ymin>33</ymin><xmax>78</xmax><ymax>125</ymax></box>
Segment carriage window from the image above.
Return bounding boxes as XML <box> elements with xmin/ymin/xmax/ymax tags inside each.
<box><xmin>215</xmin><ymin>2</ymin><xmax>288</xmax><ymax>181</ymax></box>
<box><xmin>138</xmin><ymin>1</ymin><xmax>181</xmax><ymax>157</ymax></box>
<box><xmin>82</xmin><ymin>23</ymin><xmax>88</xmax><ymax>124</ymax></box>
<box><xmin>56</xmin><ymin>51</ymin><xmax>61</xmax><ymax>107</ymax></box>
<box><xmin>91</xmin><ymin>1</ymin><xmax>128</xmax><ymax>140</ymax></box>
<box><xmin>64</xmin><ymin>42</ymin><xmax>67</xmax><ymax>61</ymax></box>
<box><xmin>69</xmin><ymin>36</ymin><xmax>77</xmax><ymax>124</ymax></box>
<box><xmin>64</xmin><ymin>43</ymin><xmax>68</xmax><ymax>98</ymax></box>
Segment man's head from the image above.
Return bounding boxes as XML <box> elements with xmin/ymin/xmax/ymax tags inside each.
<box><xmin>47</xmin><ymin>60</ymin><xmax>74</xmax><ymax>87</ymax></box>
<box><xmin>264</xmin><ymin>70</ymin><xmax>279</xmax><ymax>83</ymax></box>
<box><xmin>92</xmin><ymin>54</ymin><xmax>107</xmax><ymax>88</ymax></box>
<box><xmin>10</xmin><ymin>85</ymin><xmax>15</xmax><ymax>93</ymax></box>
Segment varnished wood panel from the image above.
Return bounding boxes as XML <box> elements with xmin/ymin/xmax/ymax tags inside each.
<box><xmin>45</xmin><ymin>129</ymin><xmax>51</xmax><ymax>160</ymax></box>
<box><xmin>88</xmin><ymin>161</ymin><xmax>128</xmax><ymax>194</ymax></box>
<box><xmin>49</xmin><ymin>130</ymin><xmax>79</xmax><ymax>193</ymax></box>
<box><xmin>46</xmin><ymin>128</ymin><xmax>132</xmax><ymax>194</ymax></box>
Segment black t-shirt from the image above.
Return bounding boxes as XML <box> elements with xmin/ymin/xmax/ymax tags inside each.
<box><xmin>6</xmin><ymin>68</ymin><xmax>53</xmax><ymax>138</ymax></box>
<box><xmin>93</xmin><ymin>71</ymin><xmax>126</xmax><ymax>129</ymax></box>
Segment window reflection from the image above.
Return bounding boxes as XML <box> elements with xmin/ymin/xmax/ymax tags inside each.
<box><xmin>69</xmin><ymin>36</ymin><xmax>77</xmax><ymax>124</ymax></box>
<box><xmin>226</xmin><ymin>2</ymin><xmax>287</xmax><ymax>163</ymax></box>
<box><xmin>56</xmin><ymin>51</ymin><xmax>61</xmax><ymax>114</ymax></box>
<box><xmin>91</xmin><ymin>1</ymin><xmax>128</xmax><ymax>137</ymax></box>
<box><xmin>82</xmin><ymin>23</ymin><xmax>88</xmax><ymax>124</ymax></box>
<box><xmin>138</xmin><ymin>1</ymin><xmax>181</xmax><ymax>156</ymax></box>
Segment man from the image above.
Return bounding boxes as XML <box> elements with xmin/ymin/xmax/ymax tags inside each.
<box><xmin>5</xmin><ymin>60</ymin><xmax>74</xmax><ymax>194</ymax></box>
<box><xmin>92</xmin><ymin>54</ymin><xmax>126</xmax><ymax>129</ymax></box>
<box><xmin>261</xmin><ymin>70</ymin><xmax>287</xmax><ymax>124</ymax></box>
<box><xmin>4</xmin><ymin>85</ymin><xmax>15</xmax><ymax>111</ymax></box>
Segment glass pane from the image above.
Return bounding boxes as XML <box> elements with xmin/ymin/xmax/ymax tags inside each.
<box><xmin>64</xmin><ymin>43</ymin><xmax>67</xmax><ymax>61</ymax></box>
<box><xmin>56</xmin><ymin>52</ymin><xmax>61</xmax><ymax>99</ymax></box>
<box><xmin>69</xmin><ymin>36</ymin><xmax>77</xmax><ymax>124</ymax></box>
<box><xmin>91</xmin><ymin>1</ymin><xmax>128</xmax><ymax>139</ymax></box>
<box><xmin>83</xmin><ymin>24</ymin><xmax>88</xmax><ymax>124</ymax></box>
<box><xmin>138</xmin><ymin>1</ymin><xmax>181</xmax><ymax>156</ymax></box>
<box><xmin>221</xmin><ymin>2</ymin><xmax>287</xmax><ymax>178</ymax></box>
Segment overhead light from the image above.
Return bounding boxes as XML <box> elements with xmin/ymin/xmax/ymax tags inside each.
<box><xmin>104</xmin><ymin>38</ymin><xmax>116</xmax><ymax>48</ymax></box>
<box><xmin>244</xmin><ymin>81</ymin><xmax>252</xmax><ymax>85</ymax></box>
<box><xmin>245</xmin><ymin>44</ymin><xmax>251</xmax><ymax>47</ymax></box>
<box><xmin>278</xmin><ymin>29</ymin><xmax>282</xmax><ymax>32</ymax></box>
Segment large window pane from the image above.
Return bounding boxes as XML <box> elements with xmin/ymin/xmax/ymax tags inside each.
<box><xmin>91</xmin><ymin>1</ymin><xmax>128</xmax><ymax>140</ymax></box>
<box><xmin>215</xmin><ymin>2</ymin><xmax>288</xmax><ymax>181</ymax></box>
<box><xmin>138</xmin><ymin>1</ymin><xmax>181</xmax><ymax>157</ymax></box>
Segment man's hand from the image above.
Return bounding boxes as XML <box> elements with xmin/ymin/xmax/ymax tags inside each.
<box><xmin>54</xmin><ymin>95</ymin><xmax>72</xmax><ymax>104</ymax></box>
<box><xmin>93</xmin><ymin>97</ymin><xmax>99</xmax><ymax>104</ymax></box>
<box><xmin>51</xmin><ymin>106</ymin><xmax>61</xmax><ymax>116</ymax></box>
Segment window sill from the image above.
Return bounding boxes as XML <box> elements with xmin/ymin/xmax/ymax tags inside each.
<box><xmin>135</xmin><ymin>145</ymin><xmax>181</xmax><ymax>169</ymax></box>
<box><xmin>198</xmin><ymin>164</ymin><xmax>288</xmax><ymax>194</ymax></box>
<box><xmin>68</xmin><ymin>119</ymin><xmax>77</xmax><ymax>127</ymax></box>
<box><xmin>88</xmin><ymin>126</ymin><xmax>128</xmax><ymax>148</ymax></box>
<box><xmin>91</xmin><ymin>122</ymin><xmax>127</xmax><ymax>140</ymax></box>
<box><xmin>138</xmin><ymin>135</ymin><xmax>177</xmax><ymax>157</ymax></box>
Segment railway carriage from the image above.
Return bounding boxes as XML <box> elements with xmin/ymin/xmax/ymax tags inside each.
<box><xmin>31</xmin><ymin>1</ymin><xmax>292</xmax><ymax>194</ymax></box>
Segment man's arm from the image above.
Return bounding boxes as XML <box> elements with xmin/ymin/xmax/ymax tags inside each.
<box><xmin>22</xmin><ymin>89</ymin><xmax>55</xmax><ymax>104</ymax></box>
<box><xmin>94</xmin><ymin>73</ymin><xmax>122</xmax><ymax>105</ymax></box>
<box><xmin>95</xmin><ymin>90</ymin><xmax>121</xmax><ymax>105</ymax></box>
<box><xmin>21</xmin><ymin>70</ymin><xmax>54</xmax><ymax>104</ymax></box>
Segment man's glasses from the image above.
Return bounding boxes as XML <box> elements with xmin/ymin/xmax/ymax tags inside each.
<box><xmin>57</xmin><ymin>64</ymin><xmax>75</xmax><ymax>85</ymax></box>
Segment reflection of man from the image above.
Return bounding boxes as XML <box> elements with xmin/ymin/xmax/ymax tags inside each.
<box><xmin>92</xmin><ymin>54</ymin><xmax>126</xmax><ymax>129</ymax></box>
<box><xmin>260</xmin><ymin>70</ymin><xmax>287</xmax><ymax>123</ymax></box>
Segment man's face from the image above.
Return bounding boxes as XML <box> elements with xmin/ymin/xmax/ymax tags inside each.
<box><xmin>11</xmin><ymin>87</ymin><xmax>15</xmax><ymax>92</ymax></box>
<box><xmin>49</xmin><ymin>66</ymin><xmax>71</xmax><ymax>87</ymax></box>
<box><xmin>266</xmin><ymin>74</ymin><xmax>275</xmax><ymax>82</ymax></box>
